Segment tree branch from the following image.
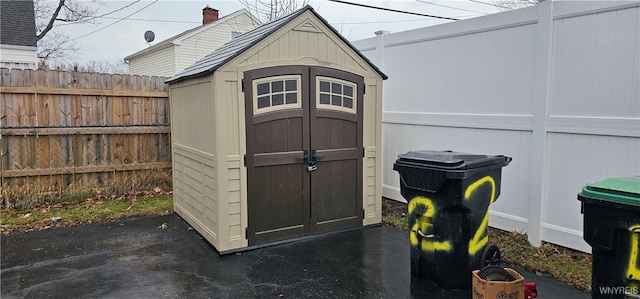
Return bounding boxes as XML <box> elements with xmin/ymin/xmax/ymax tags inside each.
<box><xmin>37</xmin><ymin>0</ymin><xmax>65</xmax><ymax>41</ymax></box>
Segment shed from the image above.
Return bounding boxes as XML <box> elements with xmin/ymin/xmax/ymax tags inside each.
<box><xmin>166</xmin><ymin>5</ymin><xmax>387</xmax><ymax>253</ymax></box>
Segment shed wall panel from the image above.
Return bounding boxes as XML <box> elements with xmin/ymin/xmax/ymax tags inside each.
<box><xmin>210</xmin><ymin>72</ymin><xmax>249</xmax><ymax>251</ymax></box>
<box><xmin>173</xmin><ymin>144</ymin><xmax>218</xmax><ymax>246</ymax></box>
<box><xmin>229</xmin><ymin>12</ymin><xmax>372</xmax><ymax>77</ymax></box>
<box><xmin>170</xmin><ymin>80</ymin><xmax>216</xmax><ymax>152</ymax></box>
<box><xmin>170</xmin><ymin>78</ymin><xmax>218</xmax><ymax>248</ymax></box>
<box><xmin>363</xmin><ymin>77</ymin><xmax>382</xmax><ymax>225</ymax></box>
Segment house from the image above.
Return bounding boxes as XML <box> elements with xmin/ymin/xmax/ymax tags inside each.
<box><xmin>124</xmin><ymin>7</ymin><xmax>260</xmax><ymax>77</ymax></box>
<box><xmin>0</xmin><ymin>0</ymin><xmax>38</xmax><ymax>69</ymax></box>
<box><xmin>166</xmin><ymin>5</ymin><xmax>386</xmax><ymax>253</ymax></box>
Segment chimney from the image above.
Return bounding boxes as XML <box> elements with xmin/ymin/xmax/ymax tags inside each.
<box><xmin>203</xmin><ymin>6</ymin><xmax>219</xmax><ymax>25</ymax></box>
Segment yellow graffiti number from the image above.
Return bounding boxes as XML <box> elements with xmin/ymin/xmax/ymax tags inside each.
<box><xmin>408</xmin><ymin>196</ymin><xmax>451</xmax><ymax>252</ymax></box>
<box><xmin>628</xmin><ymin>225</ymin><xmax>640</xmax><ymax>287</ymax></box>
<box><xmin>464</xmin><ymin>176</ymin><xmax>496</xmax><ymax>255</ymax></box>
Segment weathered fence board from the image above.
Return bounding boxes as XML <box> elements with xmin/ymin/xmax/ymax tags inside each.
<box><xmin>0</xmin><ymin>68</ymin><xmax>171</xmax><ymax>190</ymax></box>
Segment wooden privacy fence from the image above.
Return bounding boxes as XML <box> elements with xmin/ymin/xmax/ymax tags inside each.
<box><xmin>0</xmin><ymin>68</ymin><xmax>171</xmax><ymax>190</ymax></box>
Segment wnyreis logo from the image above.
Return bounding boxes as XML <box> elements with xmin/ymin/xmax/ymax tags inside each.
<box><xmin>599</xmin><ymin>286</ymin><xmax>640</xmax><ymax>296</ymax></box>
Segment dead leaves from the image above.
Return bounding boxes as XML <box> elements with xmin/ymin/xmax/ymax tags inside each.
<box><xmin>1</xmin><ymin>187</ymin><xmax>173</xmax><ymax>236</ymax></box>
<box><xmin>84</xmin><ymin>187</ymin><xmax>168</xmax><ymax>203</ymax></box>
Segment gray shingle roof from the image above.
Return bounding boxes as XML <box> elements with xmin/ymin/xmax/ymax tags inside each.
<box><xmin>167</xmin><ymin>5</ymin><xmax>386</xmax><ymax>84</ymax></box>
<box><xmin>0</xmin><ymin>0</ymin><xmax>38</xmax><ymax>47</ymax></box>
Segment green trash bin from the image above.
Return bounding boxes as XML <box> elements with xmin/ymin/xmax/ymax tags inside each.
<box><xmin>578</xmin><ymin>176</ymin><xmax>640</xmax><ymax>299</ymax></box>
<box><xmin>393</xmin><ymin>150</ymin><xmax>512</xmax><ymax>289</ymax></box>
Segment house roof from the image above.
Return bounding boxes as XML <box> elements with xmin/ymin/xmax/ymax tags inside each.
<box><xmin>0</xmin><ymin>0</ymin><xmax>38</xmax><ymax>48</ymax></box>
<box><xmin>124</xmin><ymin>9</ymin><xmax>260</xmax><ymax>61</ymax></box>
<box><xmin>166</xmin><ymin>5</ymin><xmax>387</xmax><ymax>84</ymax></box>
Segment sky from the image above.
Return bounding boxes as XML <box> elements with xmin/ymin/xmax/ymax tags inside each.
<box><xmin>54</xmin><ymin>0</ymin><xmax>504</xmax><ymax>65</ymax></box>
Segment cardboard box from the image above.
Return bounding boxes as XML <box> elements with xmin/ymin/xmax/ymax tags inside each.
<box><xmin>472</xmin><ymin>268</ymin><xmax>525</xmax><ymax>299</ymax></box>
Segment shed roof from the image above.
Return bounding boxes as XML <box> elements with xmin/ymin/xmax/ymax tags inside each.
<box><xmin>166</xmin><ymin>5</ymin><xmax>387</xmax><ymax>84</ymax></box>
<box><xmin>0</xmin><ymin>0</ymin><xmax>38</xmax><ymax>48</ymax></box>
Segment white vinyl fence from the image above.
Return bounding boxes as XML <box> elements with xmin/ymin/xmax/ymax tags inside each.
<box><xmin>353</xmin><ymin>0</ymin><xmax>640</xmax><ymax>252</ymax></box>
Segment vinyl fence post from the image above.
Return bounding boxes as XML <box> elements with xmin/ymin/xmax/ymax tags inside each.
<box><xmin>374</xmin><ymin>30</ymin><xmax>389</xmax><ymax>73</ymax></box>
<box><xmin>529</xmin><ymin>0</ymin><xmax>554</xmax><ymax>248</ymax></box>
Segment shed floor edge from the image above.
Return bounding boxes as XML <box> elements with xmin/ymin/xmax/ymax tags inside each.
<box><xmin>218</xmin><ymin>223</ymin><xmax>384</xmax><ymax>256</ymax></box>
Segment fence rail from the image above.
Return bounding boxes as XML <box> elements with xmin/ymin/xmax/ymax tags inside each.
<box><xmin>0</xmin><ymin>68</ymin><xmax>171</xmax><ymax>192</ymax></box>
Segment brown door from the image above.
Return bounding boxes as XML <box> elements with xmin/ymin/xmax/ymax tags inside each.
<box><xmin>245</xmin><ymin>66</ymin><xmax>363</xmax><ymax>246</ymax></box>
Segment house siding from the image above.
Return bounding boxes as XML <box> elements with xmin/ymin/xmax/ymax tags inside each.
<box><xmin>0</xmin><ymin>45</ymin><xmax>37</xmax><ymax>69</ymax></box>
<box><xmin>175</xmin><ymin>13</ymin><xmax>259</xmax><ymax>73</ymax></box>
<box><xmin>128</xmin><ymin>45</ymin><xmax>176</xmax><ymax>77</ymax></box>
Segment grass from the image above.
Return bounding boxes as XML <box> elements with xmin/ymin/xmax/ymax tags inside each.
<box><xmin>381</xmin><ymin>198</ymin><xmax>592</xmax><ymax>292</ymax></box>
<box><xmin>491</xmin><ymin>228</ymin><xmax>592</xmax><ymax>291</ymax></box>
<box><xmin>1</xmin><ymin>169</ymin><xmax>172</xmax><ymax>210</ymax></box>
<box><xmin>0</xmin><ymin>193</ymin><xmax>173</xmax><ymax>235</ymax></box>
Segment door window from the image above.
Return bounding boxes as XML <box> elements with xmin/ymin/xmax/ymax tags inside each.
<box><xmin>316</xmin><ymin>77</ymin><xmax>357</xmax><ymax>114</ymax></box>
<box><xmin>253</xmin><ymin>75</ymin><xmax>301</xmax><ymax>115</ymax></box>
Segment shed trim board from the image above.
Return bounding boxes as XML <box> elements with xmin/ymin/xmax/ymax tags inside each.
<box><xmin>168</xmin><ymin>5</ymin><xmax>385</xmax><ymax>253</ymax></box>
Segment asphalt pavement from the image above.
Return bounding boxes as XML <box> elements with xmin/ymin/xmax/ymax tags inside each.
<box><xmin>1</xmin><ymin>214</ymin><xmax>590</xmax><ymax>298</ymax></box>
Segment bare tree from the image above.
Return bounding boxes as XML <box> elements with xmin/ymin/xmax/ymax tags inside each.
<box><xmin>240</xmin><ymin>0</ymin><xmax>309</xmax><ymax>22</ymax></box>
<box><xmin>492</xmin><ymin>0</ymin><xmax>539</xmax><ymax>11</ymax></box>
<box><xmin>34</xmin><ymin>0</ymin><xmax>100</xmax><ymax>62</ymax></box>
<box><xmin>39</xmin><ymin>59</ymin><xmax>129</xmax><ymax>74</ymax></box>
<box><xmin>81</xmin><ymin>59</ymin><xmax>129</xmax><ymax>74</ymax></box>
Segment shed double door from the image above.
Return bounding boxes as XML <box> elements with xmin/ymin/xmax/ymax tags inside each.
<box><xmin>244</xmin><ymin>66</ymin><xmax>364</xmax><ymax>246</ymax></box>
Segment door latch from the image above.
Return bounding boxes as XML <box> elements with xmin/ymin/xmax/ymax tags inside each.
<box><xmin>297</xmin><ymin>149</ymin><xmax>309</xmax><ymax>164</ymax></box>
<box><xmin>307</xmin><ymin>165</ymin><xmax>317</xmax><ymax>172</ymax></box>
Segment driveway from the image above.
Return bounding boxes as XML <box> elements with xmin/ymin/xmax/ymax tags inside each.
<box><xmin>1</xmin><ymin>214</ymin><xmax>589</xmax><ymax>298</ymax></box>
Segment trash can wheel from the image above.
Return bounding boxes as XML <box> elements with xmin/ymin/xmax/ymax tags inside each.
<box><xmin>479</xmin><ymin>243</ymin><xmax>501</xmax><ymax>268</ymax></box>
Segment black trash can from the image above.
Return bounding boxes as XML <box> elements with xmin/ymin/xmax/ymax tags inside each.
<box><xmin>393</xmin><ymin>150</ymin><xmax>512</xmax><ymax>289</ymax></box>
<box><xmin>578</xmin><ymin>176</ymin><xmax>640</xmax><ymax>299</ymax></box>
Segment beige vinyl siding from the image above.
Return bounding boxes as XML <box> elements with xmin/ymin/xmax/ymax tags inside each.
<box><xmin>211</xmin><ymin>71</ymin><xmax>247</xmax><ymax>251</ymax></box>
<box><xmin>227</xmin><ymin>13</ymin><xmax>370</xmax><ymax>77</ymax></box>
<box><xmin>128</xmin><ymin>45</ymin><xmax>176</xmax><ymax>77</ymax></box>
<box><xmin>175</xmin><ymin>13</ymin><xmax>259</xmax><ymax>73</ymax></box>
<box><xmin>169</xmin><ymin>77</ymin><xmax>219</xmax><ymax>248</ymax></box>
<box><xmin>363</xmin><ymin>77</ymin><xmax>384</xmax><ymax>225</ymax></box>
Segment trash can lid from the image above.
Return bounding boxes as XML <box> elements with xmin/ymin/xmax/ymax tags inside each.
<box><xmin>396</xmin><ymin>150</ymin><xmax>511</xmax><ymax>170</ymax></box>
<box><xmin>581</xmin><ymin>176</ymin><xmax>640</xmax><ymax>206</ymax></box>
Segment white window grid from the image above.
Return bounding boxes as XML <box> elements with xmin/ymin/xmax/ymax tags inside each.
<box><xmin>252</xmin><ymin>75</ymin><xmax>302</xmax><ymax>115</ymax></box>
<box><xmin>316</xmin><ymin>77</ymin><xmax>357</xmax><ymax>114</ymax></box>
